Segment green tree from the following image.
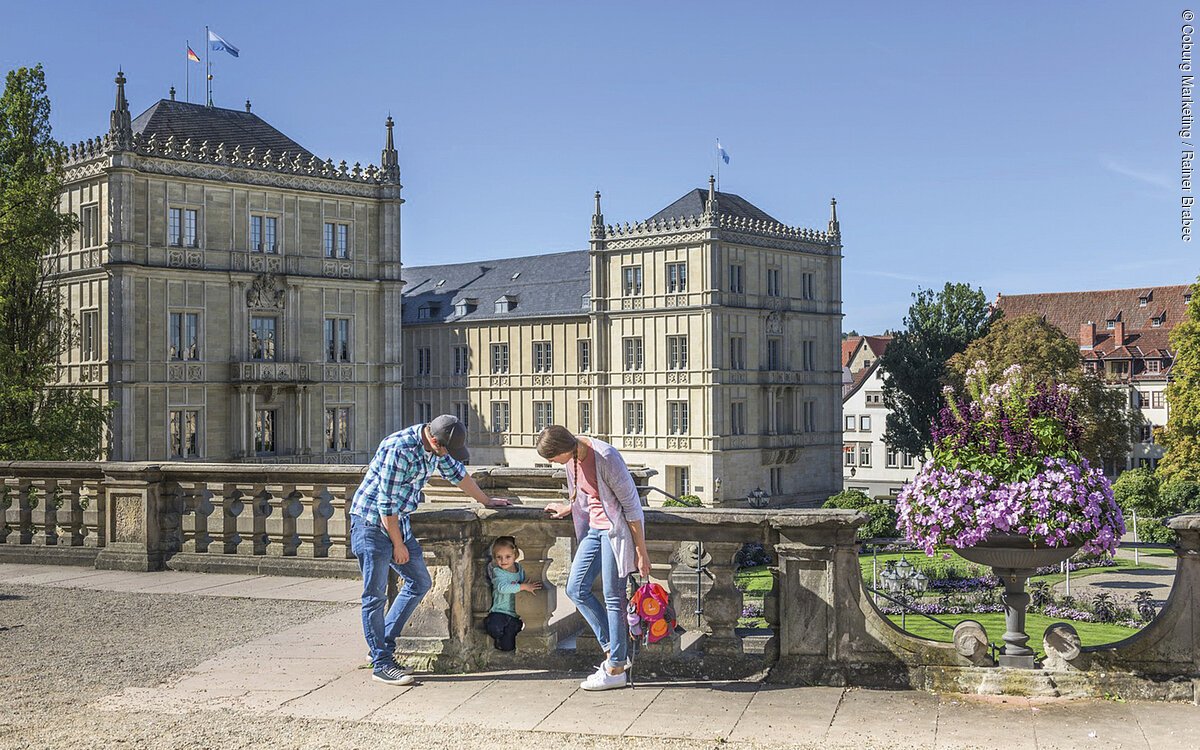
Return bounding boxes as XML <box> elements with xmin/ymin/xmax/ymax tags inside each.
<box><xmin>823</xmin><ymin>489</ymin><xmax>900</xmax><ymax>540</ymax></box>
<box><xmin>1112</xmin><ymin>466</ymin><xmax>1160</xmax><ymax>515</ymax></box>
<box><xmin>1157</xmin><ymin>277</ymin><xmax>1200</xmax><ymax>484</ymax></box>
<box><xmin>0</xmin><ymin>65</ymin><xmax>109</xmax><ymax>460</ymax></box>
<box><xmin>945</xmin><ymin>314</ymin><xmax>1137</xmax><ymax>466</ymax></box>
<box><xmin>879</xmin><ymin>282</ymin><xmax>993</xmax><ymax>456</ymax></box>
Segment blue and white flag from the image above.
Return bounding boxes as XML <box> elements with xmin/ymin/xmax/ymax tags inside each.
<box><xmin>717</xmin><ymin>139</ymin><xmax>730</xmax><ymax>164</ymax></box>
<box><xmin>208</xmin><ymin>29</ymin><xmax>240</xmax><ymax>58</ymax></box>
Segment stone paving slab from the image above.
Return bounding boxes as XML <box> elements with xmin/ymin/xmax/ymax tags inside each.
<box><xmin>1030</xmin><ymin>699</ymin><xmax>1149</xmax><ymax>749</ymax></box>
<box><xmin>366</xmin><ymin>675</ymin><xmax>494</xmax><ymax>725</ymax></box>
<box><xmin>935</xmin><ymin>696</ymin><xmax>1037</xmax><ymax>750</ymax></box>
<box><xmin>534</xmin><ymin>682</ymin><xmax>663</xmax><ymax>736</ymax></box>
<box><xmin>275</xmin><ymin>668</ymin><xmax>401</xmax><ymax>721</ymax></box>
<box><xmin>1129</xmin><ymin>701</ymin><xmax>1200</xmax><ymax>744</ymax></box>
<box><xmin>826</xmin><ymin>688</ymin><xmax>941</xmax><ymax>747</ymax></box>
<box><xmin>625</xmin><ymin>681</ymin><xmax>758</xmax><ymax>740</ymax></box>
<box><xmin>445</xmin><ymin>673</ymin><xmax>582</xmax><ymax>730</ymax></box>
<box><xmin>727</xmin><ymin>684</ymin><xmax>844</xmax><ymax>745</ymax></box>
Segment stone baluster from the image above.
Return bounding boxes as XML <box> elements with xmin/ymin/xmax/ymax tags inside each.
<box><xmin>62</xmin><ymin>480</ymin><xmax>86</xmax><ymax>546</ymax></box>
<box><xmin>217</xmin><ymin>486</ymin><xmax>245</xmax><ymax>554</ymax></box>
<box><xmin>762</xmin><ymin>561</ymin><xmax>782</xmax><ymax>661</ymax></box>
<box><xmin>511</xmin><ymin>525</ymin><xmax>558</xmax><ymax>653</ymax></box>
<box><xmin>31</xmin><ymin>479</ymin><xmax>56</xmax><ymax>546</ymax></box>
<box><xmin>326</xmin><ymin>483</ymin><xmax>353</xmax><ymax>559</ymax></box>
<box><xmin>266</xmin><ymin>484</ymin><xmax>302</xmax><ymax>557</ymax></box>
<box><xmin>235</xmin><ymin>486</ymin><xmax>271</xmax><ymax>555</ymax></box>
<box><xmin>698</xmin><ymin>541</ymin><xmax>745</xmax><ymax>657</ymax></box>
<box><xmin>295</xmin><ymin>484</ymin><xmax>332</xmax><ymax>558</ymax></box>
<box><xmin>0</xmin><ymin>481</ymin><xmax>11</xmax><ymax>544</ymax></box>
<box><xmin>15</xmin><ymin>479</ymin><xmax>34</xmax><ymax>544</ymax></box>
<box><xmin>180</xmin><ymin>483</ymin><xmax>216</xmax><ymax>554</ymax></box>
<box><xmin>644</xmin><ymin>539</ymin><xmax>685</xmax><ymax>658</ymax></box>
<box><xmin>81</xmin><ymin>480</ymin><xmax>105</xmax><ymax>548</ymax></box>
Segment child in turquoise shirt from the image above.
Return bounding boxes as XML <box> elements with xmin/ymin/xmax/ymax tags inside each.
<box><xmin>485</xmin><ymin>536</ymin><xmax>541</xmax><ymax>650</ymax></box>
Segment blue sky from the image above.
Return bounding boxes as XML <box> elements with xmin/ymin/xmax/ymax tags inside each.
<box><xmin>2</xmin><ymin>1</ymin><xmax>1191</xmax><ymax>333</ymax></box>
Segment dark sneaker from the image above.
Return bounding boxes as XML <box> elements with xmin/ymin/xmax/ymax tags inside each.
<box><xmin>372</xmin><ymin>664</ymin><xmax>415</xmax><ymax>686</ymax></box>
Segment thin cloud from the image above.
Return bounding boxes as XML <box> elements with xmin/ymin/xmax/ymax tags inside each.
<box><xmin>1101</xmin><ymin>158</ymin><xmax>1172</xmax><ymax>190</ymax></box>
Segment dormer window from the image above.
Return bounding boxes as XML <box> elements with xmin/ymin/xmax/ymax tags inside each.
<box><xmin>417</xmin><ymin>303</ymin><xmax>439</xmax><ymax>320</ymax></box>
<box><xmin>454</xmin><ymin>298</ymin><xmax>478</xmax><ymax>317</ymax></box>
<box><xmin>1152</xmin><ymin>312</ymin><xmax>1166</xmax><ymax>327</ymax></box>
<box><xmin>495</xmin><ymin>295</ymin><xmax>517</xmax><ymax>314</ymax></box>
<box><xmin>1106</xmin><ymin>320</ymin><xmax>1116</xmax><ymax>330</ymax></box>
<box><xmin>581</xmin><ymin>293</ymin><xmax>590</xmax><ymax>310</ymax></box>
<box><xmin>1138</xmin><ymin>291</ymin><xmax>1151</xmax><ymax>307</ymax></box>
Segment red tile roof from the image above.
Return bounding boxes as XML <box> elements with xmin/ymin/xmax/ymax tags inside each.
<box><xmin>863</xmin><ymin>335</ymin><xmax>892</xmax><ymax>357</ymax></box>
<box><xmin>994</xmin><ymin>285</ymin><xmax>1192</xmax><ymax>335</ymax></box>
<box><xmin>842</xmin><ymin>338</ymin><xmax>861</xmax><ymax>368</ymax></box>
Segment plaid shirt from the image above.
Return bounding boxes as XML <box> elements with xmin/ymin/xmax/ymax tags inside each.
<box><xmin>349</xmin><ymin>424</ymin><xmax>467</xmax><ymax>539</ymax></box>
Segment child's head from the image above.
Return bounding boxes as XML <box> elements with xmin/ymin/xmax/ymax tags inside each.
<box><xmin>491</xmin><ymin>536</ymin><xmax>520</xmax><ymax>569</ymax></box>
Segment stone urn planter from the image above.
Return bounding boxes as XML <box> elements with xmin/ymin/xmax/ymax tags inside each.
<box><xmin>956</xmin><ymin>533</ymin><xmax>1077</xmax><ymax>668</ymax></box>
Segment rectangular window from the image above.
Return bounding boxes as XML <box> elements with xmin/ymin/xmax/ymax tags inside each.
<box><xmin>416</xmin><ymin>347</ymin><xmax>431</xmax><ymax>375</ymax></box>
<box><xmin>802</xmin><ymin>339</ymin><xmax>816</xmax><ymax>371</ymax></box>
<box><xmin>579</xmin><ymin>401</ymin><xmax>592</xmax><ymax>433</ymax></box>
<box><xmin>886</xmin><ymin>447</ymin><xmax>899</xmax><ymax>468</ymax></box>
<box><xmin>534</xmin><ymin>341</ymin><xmax>553</xmax><ymax>373</ymax></box>
<box><xmin>767</xmin><ymin>268</ymin><xmax>782</xmax><ymax>297</ymax></box>
<box><xmin>845</xmin><ymin>415</ymin><xmax>856</xmax><ymax>431</ymax></box>
<box><xmin>168</xmin><ymin>207</ymin><xmax>182</xmax><ymax>246</ymax></box>
<box><xmin>491</xmin><ymin>401</ymin><xmax>510</xmax><ymax>432</ymax></box>
<box><xmin>81</xmin><ymin>310</ymin><xmax>99</xmax><ymax>362</ymax></box>
<box><xmin>413</xmin><ymin>401</ymin><xmax>430</xmax><ymax>424</ymax></box>
<box><xmin>169</xmin><ymin>312</ymin><xmax>200</xmax><ymax>361</ymax></box>
<box><xmin>859</xmin><ymin>444</ymin><xmax>872</xmax><ymax>467</ymax></box>
<box><xmin>1138</xmin><ymin>425</ymin><xmax>1153</xmax><ymax>442</ymax></box>
<box><xmin>728</xmin><ymin>263</ymin><xmax>744</xmax><ymax>293</ymax></box>
<box><xmin>621</xmin><ymin>266</ymin><xmax>643</xmax><ymax>296</ymax></box>
<box><xmin>1146</xmin><ymin>359</ymin><xmax>1162</xmax><ymax>374</ymax></box>
<box><xmin>250</xmin><ymin>316</ymin><xmax>277</xmax><ymax>361</ymax></box>
<box><xmin>667</xmin><ymin>335</ymin><xmax>689</xmax><ymax>369</ymax></box>
<box><xmin>324</xmin><ymin>222</ymin><xmax>350</xmax><ymax>258</ymax></box>
<box><xmin>731</xmin><ymin>401</ymin><xmax>746</xmax><ymax>435</ymax></box>
<box><xmin>801</xmin><ymin>271</ymin><xmax>815</xmax><ymax>300</ymax></box>
<box><xmin>844</xmin><ymin>445</ymin><xmax>856</xmax><ymax>467</ymax></box>
<box><xmin>1137</xmin><ymin>391</ymin><xmax>1150</xmax><ymax>409</ymax></box>
<box><xmin>169</xmin><ymin>410</ymin><xmax>200</xmax><ymax>458</ymax></box>
<box><xmin>767</xmin><ymin>338</ymin><xmax>782</xmax><ymax>370</ymax></box>
<box><xmin>770</xmin><ymin>467</ymin><xmax>783</xmax><ymax>495</ymax></box>
<box><xmin>866</xmin><ymin>391</ymin><xmax>884</xmax><ymax>406</ymax></box>
<box><xmin>324</xmin><ymin>406</ymin><xmax>351</xmax><ymax>452</ymax></box>
<box><xmin>254</xmin><ymin>409</ymin><xmax>276</xmax><ymax>454</ymax></box>
<box><xmin>80</xmin><ymin>205</ymin><xmax>100</xmax><ymax>248</ymax></box>
<box><xmin>578</xmin><ymin>340</ymin><xmax>591</xmax><ymax>372</ymax></box>
<box><xmin>803</xmin><ymin>400</ymin><xmax>816</xmax><ymax>433</ymax></box>
<box><xmin>490</xmin><ymin>343</ymin><xmax>509</xmax><ymax>374</ymax></box>
<box><xmin>1109</xmin><ymin>360</ymin><xmax>1129</xmax><ymax>376</ymax></box>
<box><xmin>666</xmin><ymin>262</ymin><xmax>687</xmax><ymax>293</ymax></box>
<box><xmin>324</xmin><ymin>318</ymin><xmax>350</xmax><ymax>363</ymax></box>
<box><xmin>251</xmin><ymin>214</ymin><xmax>279</xmax><ymax>253</ymax></box>
<box><xmin>454</xmin><ymin>401</ymin><xmax>470</xmax><ymax>430</ymax></box>
<box><xmin>623</xmin><ymin>401</ymin><xmax>645</xmax><ymax>434</ymax></box>
<box><xmin>902</xmin><ymin>452</ymin><xmax>915</xmax><ymax>469</ymax></box>
<box><xmin>1153</xmin><ymin>391</ymin><xmax>1165</xmax><ymax>409</ymax></box>
<box><xmin>453</xmin><ymin>346</ymin><xmax>469</xmax><ymax>375</ymax></box>
<box><xmin>860</xmin><ymin>415</ymin><xmax>872</xmax><ymax>431</ymax></box>
<box><xmin>534</xmin><ymin>401</ymin><xmax>553</xmax><ymax>432</ymax></box>
<box><xmin>729</xmin><ymin>336</ymin><xmax>746</xmax><ymax>370</ymax></box>
<box><xmin>669</xmin><ymin>466</ymin><xmax>691</xmax><ymax>497</ymax></box>
<box><xmin>184</xmin><ymin>208</ymin><xmax>198</xmax><ymax>247</ymax></box>
<box><xmin>668</xmin><ymin>401</ymin><xmax>689</xmax><ymax>435</ymax></box>
<box><xmin>623</xmin><ymin>337</ymin><xmax>644</xmax><ymax>371</ymax></box>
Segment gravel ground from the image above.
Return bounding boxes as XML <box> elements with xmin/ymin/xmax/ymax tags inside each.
<box><xmin>0</xmin><ymin>583</ymin><xmax>754</xmax><ymax>750</ymax></box>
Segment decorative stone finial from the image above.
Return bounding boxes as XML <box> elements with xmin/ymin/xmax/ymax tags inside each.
<box><xmin>108</xmin><ymin>69</ymin><xmax>133</xmax><ymax>152</ymax></box>
<box><xmin>592</xmin><ymin>191</ymin><xmax>603</xmax><ymax>225</ymax></box>
<box><xmin>380</xmin><ymin>115</ymin><xmax>399</xmax><ymax>179</ymax></box>
<box><xmin>828</xmin><ymin>197</ymin><xmax>840</xmax><ymax>238</ymax></box>
<box><xmin>169</xmin><ymin>86</ymin><xmax>176</xmax><ymax>101</ymax></box>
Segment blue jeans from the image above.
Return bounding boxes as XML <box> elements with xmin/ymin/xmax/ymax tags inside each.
<box><xmin>350</xmin><ymin>515</ymin><xmax>432</xmax><ymax>669</ymax></box>
<box><xmin>566</xmin><ymin>527</ymin><xmax>628</xmax><ymax>669</ymax></box>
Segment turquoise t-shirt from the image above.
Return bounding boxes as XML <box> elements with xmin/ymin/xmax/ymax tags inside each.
<box><xmin>489</xmin><ymin>562</ymin><xmax>525</xmax><ymax>617</ymax></box>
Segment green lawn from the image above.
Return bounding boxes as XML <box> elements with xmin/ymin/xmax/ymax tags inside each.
<box><xmin>883</xmin><ymin>612</ymin><xmax>1141</xmax><ymax>658</ymax></box>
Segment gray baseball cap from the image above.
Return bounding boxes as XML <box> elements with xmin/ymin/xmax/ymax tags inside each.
<box><xmin>428</xmin><ymin>414</ymin><xmax>470</xmax><ymax>464</ymax></box>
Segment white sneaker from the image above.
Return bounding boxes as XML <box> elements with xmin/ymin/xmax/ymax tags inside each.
<box><xmin>580</xmin><ymin>664</ymin><xmax>628</xmax><ymax>691</ymax></box>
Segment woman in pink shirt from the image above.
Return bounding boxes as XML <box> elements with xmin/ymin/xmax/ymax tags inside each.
<box><xmin>538</xmin><ymin>425</ymin><xmax>650</xmax><ymax>691</ymax></box>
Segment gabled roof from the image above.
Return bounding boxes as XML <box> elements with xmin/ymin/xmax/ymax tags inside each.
<box><xmin>648</xmin><ymin>188</ymin><xmax>780</xmax><ymax>224</ymax></box>
<box><xmin>842</xmin><ymin>334</ymin><xmax>893</xmax><ymax>369</ymax></box>
<box><xmin>132</xmin><ymin>99</ymin><xmax>315</xmax><ymax>160</ymax></box>
<box><xmin>402</xmin><ymin>250</ymin><xmax>590</xmax><ymax>324</ymax></box>
<box><xmin>841</xmin><ymin>338</ymin><xmax>860</xmax><ymax>368</ymax></box>
<box><xmin>994</xmin><ymin>285</ymin><xmax>1192</xmax><ymax>336</ymax></box>
<box><xmin>842</xmin><ymin>360</ymin><xmax>880</xmax><ymax>401</ymax></box>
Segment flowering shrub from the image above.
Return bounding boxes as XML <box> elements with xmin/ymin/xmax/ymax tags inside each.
<box><xmin>897</xmin><ymin>363</ymin><xmax>1125</xmax><ymax>556</ymax></box>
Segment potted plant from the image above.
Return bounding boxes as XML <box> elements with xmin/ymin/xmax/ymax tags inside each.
<box><xmin>896</xmin><ymin>362</ymin><xmax>1125</xmax><ymax>667</ymax></box>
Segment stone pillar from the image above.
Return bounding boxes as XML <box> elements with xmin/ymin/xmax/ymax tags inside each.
<box><xmin>95</xmin><ymin>465</ymin><xmax>170</xmax><ymax>571</ymax></box>
<box><xmin>513</xmin><ymin>526</ymin><xmax>559</xmax><ymax>653</ymax></box>
<box><xmin>81</xmin><ymin>480</ymin><xmax>105</xmax><ymax>549</ymax></box>
<box><xmin>30</xmin><ymin>479</ymin><xmax>54</xmax><ymax>546</ymax></box>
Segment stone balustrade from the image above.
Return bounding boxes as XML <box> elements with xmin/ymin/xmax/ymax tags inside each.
<box><xmin>2</xmin><ymin>461</ymin><xmax>1198</xmax><ymax>700</ymax></box>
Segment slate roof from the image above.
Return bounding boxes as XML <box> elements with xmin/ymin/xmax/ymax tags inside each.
<box><xmin>402</xmin><ymin>250</ymin><xmax>590</xmax><ymax>325</ymax></box>
<box><xmin>648</xmin><ymin>189</ymin><xmax>781</xmax><ymax>224</ymax></box>
<box><xmin>132</xmin><ymin>100</ymin><xmax>315</xmax><ymax>160</ymax></box>
<box><xmin>842</xmin><ymin>360</ymin><xmax>879</xmax><ymax>401</ymax></box>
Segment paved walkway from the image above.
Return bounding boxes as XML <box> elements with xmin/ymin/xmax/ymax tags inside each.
<box><xmin>1052</xmin><ymin>550</ymin><xmax>1177</xmax><ymax>608</ymax></box>
<box><xmin>3</xmin><ymin>562</ymin><xmax>1198</xmax><ymax>749</ymax></box>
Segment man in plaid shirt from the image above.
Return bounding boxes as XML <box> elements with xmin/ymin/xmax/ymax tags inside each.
<box><xmin>351</xmin><ymin>414</ymin><xmax>510</xmax><ymax>686</ymax></box>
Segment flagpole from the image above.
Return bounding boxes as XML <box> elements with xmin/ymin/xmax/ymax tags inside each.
<box><xmin>205</xmin><ymin>25</ymin><xmax>211</xmax><ymax>106</ymax></box>
<box><xmin>716</xmin><ymin>138</ymin><xmax>720</xmax><ymax>190</ymax></box>
<box><xmin>185</xmin><ymin>40</ymin><xmax>190</xmax><ymax>103</ymax></box>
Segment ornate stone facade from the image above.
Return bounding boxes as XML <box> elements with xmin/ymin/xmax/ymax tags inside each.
<box><xmin>52</xmin><ymin>71</ymin><xmax>404</xmax><ymax>463</ymax></box>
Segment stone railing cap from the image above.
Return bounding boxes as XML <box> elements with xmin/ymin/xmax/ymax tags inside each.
<box><xmin>1167</xmin><ymin>513</ymin><xmax>1200</xmax><ymax>531</ymax></box>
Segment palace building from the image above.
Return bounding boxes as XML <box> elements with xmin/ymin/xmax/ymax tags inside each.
<box><xmin>55</xmin><ymin>71</ymin><xmax>843</xmax><ymax>505</ymax></box>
